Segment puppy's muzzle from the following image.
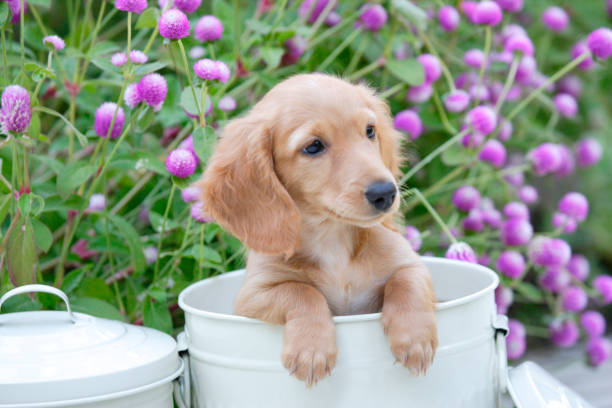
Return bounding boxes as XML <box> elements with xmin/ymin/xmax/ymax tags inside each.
<box><xmin>365</xmin><ymin>181</ymin><xmax>397</xmax><ymax>212</ymax></box>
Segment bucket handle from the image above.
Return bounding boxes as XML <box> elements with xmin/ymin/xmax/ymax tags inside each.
<box><xmin>174</xmin><ymin>331</ymin><xmax>191</xmax><ymax>408</ymax></box>
<box><xmin>493</xmin><ymin>314</ymin><xmax>509</xmax><ymax>402</ymax></box>
<box><xmin>0</xmin><ymin>284</ymin><xmax>75</xmax><ymax>323</ymax></box>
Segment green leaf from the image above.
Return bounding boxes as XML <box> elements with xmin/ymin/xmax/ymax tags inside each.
<box><xmin>246</xmin><ymin>19</ymin><xmax>272</xmax><ymax>35</ymax></box>
<box><xmin>0</xmin><ymin>3</ymin><xmax>9</xmax><ymax>27</ymax></box>
<box><xmin>56</xmin><ymin>161</ymin><xmax>96</xmax><ymax>198</ymax></box>
<box><xmin>90</xmin><ymin>56</ymin><xmax>122</xmax><ymax>75</ymax></box>
<box><xmin>260</xmin><ymin>46</ymin><xmax>284</xmax><ymax>69</ymax></box>
<box><xmin>184</xmin><ymin>244</ymin><xmax>223</xmax><ymax>264</ymax></box>
<box><xmin>133</xmin><ymin>151</ymin><xmax>166</xmax><ymax>174</ymax></box>
<box><xmin>136</xmin><ymin>7</ymin><xmax>160</xmax><ymax>29</ymax></box>
<box><xmin>91</xmin><ymin>41</ymin><xmax>119</xmax><ymax>57</ymax></box>
<box><xmin>7</xmin><ymin>217</ymin><xmax>38</xmax><ymax>287</ymax></box>
<box><xmin>171</xmin><ymin>176</ymin><xmax>191</xmax><ymax>189</ymax></box>
<box><xmin>441</xmin><ymin>143</ymin><xmax>470</xmax><ymax>166</ymax></box>
<box><xmin>0</xmin><ymin>294</ymin><xmax>41</xmax><ymax>313</ymax></box>
<box><xmin>192</xmin><ymin>126</ymin><xmax>216</xmax><ymax>164</ymax></box>
<box><xmin>137</xmin><ymin>107</ymin><xmax>156</xmax><ymax>132</ymax></box>
<box><xmin>31</xmin><ymin>218</ymin><xmax>52</xmax><ymax>253</ymax></box>
<box><xmin>149</xmin><ymin>211</ymin><xmax>180</xmax><ymax>232</ymax></box>
<box><xmin>144</xmin><ymin>297</ymin><xmax>172</xmax><ymax>334</ymax></box>
<box><xmin>385</xmin><ymin>58</ymin><xmax>425</xmax><ymax>86</ymax></box>
<box><xmin>26</xmin><ymin>0</ymin><xmax>51</xmax><ymax>7</ymax></box>
<box><xmin>70</xmin><ymin>296</ymin><xmax>125</xmax><ymax>321</ymax></box>
<box><xmin>35</xmin><ymin>106</ymin><xmax>88</xmax><ymax>147</ymax></box>
<box><xmin>133</xmin><ymin>61</ymin><xmax>168</xmax><ymax>76</ymax></box>
<box><xmin>61</xmin><ymin>266</ymin><xmax>90</xmax><ymax>295</ymax></box>
<box><xmin>180</xmin><ymin>86</ymin><xmax>211</xmax><ymax>118</ymax></box>
<box><xmin>105</xmin><ymin>212</ymin><xmax>146</xmax><ymax>274</ymax></box>
<box><xmin>29</xmin><ymin>112</ymin><xmax>40</xmax><ymax>140</ymax></box>
<box><xmin>515</xmin><ymin>282</ymin><xmax>543</xmax><ymax>302</ymax></box>
<box><xmin>392</xmin><ymin>0</ymin><xmax>428</xmax><ymax>31</ymax></box>
<box><xmin>77</xmin><ymin>277</ymin><xmax>114</xmax><ymax>302</ymax></box>
<box><xmin>0</xmin><ymin>195</ymin><xmax>11</xmax><ymax>225</ymax></box>
<box><xmin>32</xmin><ymin>154</ymin><xmax>64</xmax><ymax>174</ymax></box>
<box><xmin>43</xmin><ymin>194</ymin><xmax>87</xmax><ymax>212</ymax></box>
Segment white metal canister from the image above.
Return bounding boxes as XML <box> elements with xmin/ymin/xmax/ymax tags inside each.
<box><xmin>0</xmin><ymin>285</ymin><xmax>185</xmax><ymax>408</ymax></box>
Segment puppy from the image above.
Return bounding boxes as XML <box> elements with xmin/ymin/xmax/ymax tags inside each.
<box><xmin>195</xmin><ymin>73</ymin><xmax>438</xmax><ymax>386</ymax></box>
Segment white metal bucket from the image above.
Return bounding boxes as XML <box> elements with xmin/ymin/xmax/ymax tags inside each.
<box><xmin>179</xmin><ymin>257</ymin><xmax>506</xmax><ymax>408</ymax></box>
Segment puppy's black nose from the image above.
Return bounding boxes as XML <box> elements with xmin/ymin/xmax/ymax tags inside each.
<box><xmin>365</xmin><ymin>181</ymin><xmax>397</xmax><ymax>212</ymax></box>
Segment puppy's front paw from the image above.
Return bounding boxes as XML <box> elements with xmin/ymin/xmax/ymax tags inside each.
<box><xmin>382</xmin><ymin>310</ymin><xmax>438</xmax><ymax>376</ymax></box>
<box><xmin>281</xmin><ymin>317</ymin><xmax>337</xmax><ymax>387</ymax></box>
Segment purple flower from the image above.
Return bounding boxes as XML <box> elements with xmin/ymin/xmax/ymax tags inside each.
<box><xmin>558</xmin><ymin>75</ymin><xmax>583</xmax><ymax>99</ymax></box>
<box><xmin>404</xmin><ymin>225</ymin><xmax>422</xmax><ymax>252</ymax></box>
<box><xmin>505</xmin><ymin>34</ymin><xmax>534</xmax><ymax>56</ymax></box>
<box><xmin>461</xmin><ymin>130</ymin><xmax>484</xmax><ymax>148</ymax></box>
<box><xmin>552</xmin><ymin>212</ymin><xmax>577</xmax><ymax>234</ymax></box>
<box><xmin>191</xmin><ymin>201</ymin><xmax>213</xmax><ymax>222</ymax></box>
<box><xmin>466</xmin><ymin>106</ymin><xmax>497</xmax><ymax>136</ymax></box>
<box><xmin>593</xmin><ymin>275</ymin><xmax>612</xmax><ymax>304</ymax></box>
<box><xmin>299</xmin><ymin>0</ymin><xmax>335</xmax><ymax>24</ymax></box>
<box><xmin>561</xmin><ymin>286</ymin><xmax>588</xmax><ymax>312</ymax></box>
<box><xmin>558</xmin><ymin>192</ymin><xmax>589</xmax><ymax>222</ymax></box>
<box><xmin>506</xmin><ymin>319</ymin><xmax>526</xmax><ymax>360</ymax></box>
<box><xmin>518</xmin><ymin>185</ymin><xmax>538</xmax><ymax>204</ymax></box>
<box><xmin>181</xmin><ymin>186</ymin><xmax>202</xmax><ymax>203</ymax></box>
<box><xmin>418</xmin><ymin>54</ymin><xmax>442</xmax><ymax>83</ymax></box>
<box><xmin>0</xmin><ymin>85</ymin><xmax>31</xmax><ymax>134</ymax></box>
<box><xmin>189</xmin><ymin>46</ymin><xmax>206</xmax><ymax>59</ymax></box>
<box><xmin>324</xmin><ymin>11</ymin><xmax>341</xmax><ymax>26</ymax></box>
<box><xmin>478</xmin><ymin>140</ymin><xmax>506</xmax><ymax>168</ymax></box>
<box><xmin>111</xmin><ymin>52</ymin><xmax>128</xmax><ymax>67</ymax></box>
<box><xmin>501</xmin><ymin>218</ymin><xmax>533</xmax><ymax>246</ymax></box>
<box><xmin>88</xmin><ymin>194</ymin><xmax>106</xmax><ymax>212</ymax></box>
<box><xmin>541</xmin><ymin>7</ymin><xmax>569</xmax><ymax>32</ymax></box>
<box><xmin>215</xmin><ymin>61</ymin><xmax>231</xmax><ymax>83</ymax></box>
<box><xmin>528</xmin><ymin>237</ymin><xmax>571</xmax><ymax>267</ymax></box>
<box><xmin>581</xmin><ymin>311</ymin><xmax>605</xmax><ymax>338</ymax></box>
<box><xmin>443</xmin><ymin>90</ymin><xmax>470</xmax><ymax>112</ymax></box>
<box><xmin>554</xmin><ymin>93</ymin><xmax>578</xmax><ymax>118</ymax></box>
<box><xmin>42</xmin><ymin>35</ymin><xmax>65</xmax><ymax>51</ymax></box>
<box><xmin>495</xmin><ymin>285</ymin><xmax>514</xmax><ymax>314</ymax></box>
<box><xmin>483</xmin><ymin>208</ymin><xmax>502</xmax><ymax>228</ymax></box>
<box><xmin>516</xmin><ymin>57</ymin><xmax>537</xmax><ymax>84</ymax></box>
<box><xmin>129</xmin><ymin>50</ymin><xmax>148</xmax><ymax>64</ymax></box>
<box><xmin>193</xmin><ymin>58</ymin><xmax>218</xmax><ymax>80</ymax></box>
<box><xmin>144</xmin><ymin>246</ymin><xmax>158</xmax><ymax>265</ymax></box>
<box><xmin>474</xmin><ymin>1</ymin><xmax>502</xmax><ymax>26</ymax></box>
<box><xmin>503</xmin><ymin>201</ymin><xmax>529</xmax><ymax>220</ymax></box>
<box><xmin>445</xmin><ymin>242</ymin><xmax>477</xmax><ymax>263</ymax></box>
<box><xmin>115</xmin><ymin>0</ymin><xmax>147</xmax><ymax>13</ymax></box>
<box><xmin>124</xmin><ymin>83</ymin><xmax>142</xmax><ymax>109</ymax></box>
<box><xmin>94</xmin><ymin>102</ymin><xmax>125</xmax><ymax>139</ymax></box>
<box><xmin>586</xmin><ymin>337</ymin><xmax>612</xmax><ymax>366</ymax></box>
<box><xmin>160</xmin><ymin>0</ymin><xmax>202</xmax><ymax>13</ymax></box>
<box><xmin>460</xmin><ymin>1</ymin><xmax>478</xmax><ymax>23</ymax></box>
<box><xmin>497</xmin><ymin>119</ymin><xmax>513</xmax><ymax>141</ymax></box>
<box><xmin>406</xmin><ymin>83</ymin><xmax>433</xmax><ymax>103</ymax></box>
<box><xmin>497</xmin><ymin>250</ymin><xmax>526</xmax><ymax>279</ymax></box>
<box><xmin>462</xmin><ymin>208</ymin><xmax>485</xmax><ymax>231</ymax></box>
<box><xmin>393</xmin><ymin>110</ymin><xmax>422</xmax><ymax>140</ymax></box>
<box><xmin>576</xmin><ymin>138</ymin><xmax>603</xmax><ymax>167</ymax></box>
<box><xmin>438</xmin><ymin>5</ymin><xmax>460</xmax><ymax>31</ymax></box>
<box><xmin>4</xmin><ymin>0</ymin><xmax>26</xmax><ymax>24</ymax></box>
<box><xmin>571</xmin><ymin>41</ymin><xmax>596</xmax><ymax>70</ymax></box>
<box><xmin>478</xmin><ymin>253</ymin><xmax>490</xmax><ymax>266</ymax></box>
<box><xmin>587</xmin><ymin>28</ymin><xmax>612</xmax><ymax>59</ymax></box>
<box><xmin>550</xmin><ymin>320</ymin><xmax>579</xmax><ymax>348</ymax></box>
<box><xmin>195</xmin><ymin>15</ymin><xmax>224</xmax><ymax>42</ymax></box>
<box><xmin>568</xmin><ymin>254</ymin><xmax>589</xmax><ymax>281</ymax></box>
<box><xmin>540</xmin><ymin>267</ymin><xmax>570</xmax><ymax>293</ymax></box>
<box><xmin>555</xmin><ymin>145</ymin><xmax>575</xmax><ymax>178</ymax></box>
<box><xmin>359</xmin><ymin>4</ymin><xmax>387</xmax><ymax>32</ymax></box>
<box><xmin>158</xmin><ymin>9</ymin><xmax>190</xmax><ymax>39</ymax></box>
<box><xmin>452</xmin><ymin>186</ymin><xmax>480</xmax><ymax>211</ymax></box>
<box><xmin>469</xmin><ymin>84</ymin><xmax>490</xmax><ymax>102</ymax></box>
<box><xmin>282</xmin><ymin>36</ymin><xmax>306</xmax><ymax>65</ymax></box>
<box><xmin>166</xmin><ymin>148</ymin><xmax>197</xmax><ymax>178</ymax></box>
<box><xmin>495</xmin><ymin>0</ymin><xmax>523</xmax><ymax>13</ymax></box>
<box><xmin>529</xmin><ymin>143</ymin><xmax>562</xmax><ymax>176</ymax></box>
<box><xmin>138</xmin><ymin>73</ymin><xmax>168</xmax><ymax>107</ymax></box>
<box><xmin>218</xmin><ymin>95</ymin><xmax>237</xmax><ymax>111</ymax></box>
<box><xmin>464</xmin><ymin>49</ymin><xmax>486</xmax><ymax>69</ymax></box>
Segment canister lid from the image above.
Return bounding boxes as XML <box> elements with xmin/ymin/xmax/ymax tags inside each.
<box><xmin>508</xmin><ymin>361</ymin><xmax>595</xmax><ymax>408</ymax></box>
<box><xmin>0</xmin><ymin>285</ymin><xmax>179</xmax><ymax>405</ymax></box>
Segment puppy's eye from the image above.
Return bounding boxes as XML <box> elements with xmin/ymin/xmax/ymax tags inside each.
<box><xmin>366</xmin><ymin>125</ymin><xmax>376</xmax><ymax>140</ymax></box>
<box><xmin>302</xmin><ymin>139</ymin><xmax>325</xmax><ymax>156</ymax></box>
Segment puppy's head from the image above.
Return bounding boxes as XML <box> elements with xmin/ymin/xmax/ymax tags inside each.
<box><xmin>196</xmin><ymin>74</ymin><xmax>402</xmax><ymax>256</ymax></box>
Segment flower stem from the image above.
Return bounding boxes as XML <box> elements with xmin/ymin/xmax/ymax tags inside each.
<box><xmin>416</xmin><ymin>28</ymin><xmax>455</xmax><ymax>92</ymax></box>
<box><xmin>20</xmin><ymin>0</ymin><xmax>25</xmax><ymax>69</ymax></box>
<box><xmin>474</xmin><ymin>26</ymin><xmax>491</xmax><ymax>106</ymax></box>
<box><xmin>408</xmin><ymin>188</ymin><xmax>456</xmax><ymax>244</ymax></box>
<box><xmin>198</xmin><ymin>224</ymin><xmax>205</xmax><ymax>280</ymax></box>
<box><xmin>32</xmin><ymin>52</ymin><xmax>53</xmax><ymax>100</ymax></box>
<box><xmin>379</xmin><ymin>83</ymin><xmax>405</xmax><ymax>99</ymax></box>
<box><xmin>317</xmin><ymin>28</ymin><xmax>361</xmax><ymax>71</ymax></box>
<box><xmin>200</xmin><ymin>82</ymin><xmax>208</xmax><ymax>127</ymax></box>
<box><xmin>153</xmin><ymin>183</ymin><xmax>176</xmax><ymax>282</ymax></box>
<box><xmin>432</xmin><ymin>88</ymin><xmax>457</xmax><ymax>134</ymax></box>
<box><xmin>494</xmin><ymin>55</ymin><xmax>520</xmax><ymax>113</ymax></box>
<box><xmin>177</xmin><ymin>38</ymin><xmax>202</xmax><ymax>119</ymax></box>
<box><xmin>78</xmin><ymin>0</ymin><xmax>108</xmax><ymax>84</ymax></box>
<box><xmin>348</xmin><ymin>58</ymin><xmax>384</xmax><ymax>81</ymax></box>
<box><xmin>1</xmin><ymin>30</ymin><xmax>9</xmax><ymax>84</ymax></box>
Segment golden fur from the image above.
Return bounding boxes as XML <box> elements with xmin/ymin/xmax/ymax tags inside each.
<box><xmin>195</xmin><ymin>73</ymin><xmax>438</xmax><ymax>386</ymax></box>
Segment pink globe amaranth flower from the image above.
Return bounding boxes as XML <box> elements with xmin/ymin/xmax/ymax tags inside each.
<box><xmin>166</xmin><ymin>148</ymin><xmax>197</xmax><ymax>178</ymax></box>
<box><xmin>452</xmin><ymin>186</ymin><xmax>480</xmax><ymax>211</ymax></box>
<box><xmin>550</xmin><ymin>320</ymin><xmax>579</xmax><ymax>348</ymax></box>
<box><xmin>501</xmin><ymin>218</ymin><xmax>533</xmax><ymax>246</ymax></box>
<box><xmin>466</xmin><ymin>106</ymin><xmax>497</xmax><ymax>136</ymax></box>
<box><xmin>554</xmin><ymin>145</ymin><xmax>575</xmax><ymax>178</ymax></box>
<box><xmin>541</xmin><ymin>7</ymin><xmax>569</xmax><ymax>32</ymax></box>
<box><xmin>483</xmin><ymin>208</ymin><xmax>502</xmax><ymax>228</ymax></box>
<box><xmin>461</xmin><ymin>130</ymin><xmax>484</xmax><ymax>148</ymax></box>
<box><xmin>561</xmin><ymin>286</ymin><xmax>588</xmax><ymax>312</ymax></box>
<box><xmin>516</xmin><ymin>56</ymin><xmax>537</xmax><ymax>83</ymax></box>
<box><xmin>282</xmin><ymin>36</ymin><xmax>306</xmax><ymax>65</ymax></box>
<box><xmin>393</xmin><ymin>110</ymin><xmax>422</xmax><ymax>140</ymax></box>
<box><xmin>552</xmin><ymin>212</ymin><xmax>577</xmax><ymax>234</ymax></box>
<box><xmin>478</xmin><ymin>253</ymin><xmax>490</xmax><ymax>267</ymax></box>
<box><xmin>478</xmin><ymin>140</ymin><xmax>506</xmax><ymax>168</ymax></box>
<box><xmin>460</xmin><ymin>1</ymin><xmax>478</xmax><ymax>23</ymax></box>
<box><xmin>495</xmin><ymin>0</ymin><xmax>523</xmax><ymax>13</ymax></box>
<box><xmin>464</xmin><ymin>49</ymin><xmax>486</xmax><ymax>69</ymax></box>
<box><xmin>144</xmin><ymin>246</ymin><xmax>158</xmax><ymax>265</ymax></box>
<box><xmin>497</xmin><ymin>250</ymin><xmax>525</xmax><ymax>279</ymax></box>
<box><xmin>111</xmin><ymin>52</ymin><xmax>128</xmax><ymax>67</ymax></box>
<box><xmin>500</xmin><ymin>24</ymin><xmax>527</xmax><ymax>43</ymax></box>
<box><xmin>443</xmin><ymin>90</ymin><xmax>470</xmax><ymax>112</ymax></box>
<box><xmin>406</xmin><ymin>83</ymin><xmax>433</xmax><ymax>103</ymax></box>
<box><xmin>474</xmin><ymin>1</ymin><xmax>502</xmax><ymax>26</ymax></box>
<box><xmin>554</xmin><ymin>93</ymin><xmax>578</xmax><ymax>118</ymax></box>
<box><xmin>445</xmin><ymin>242</ymin><xmax>477</xmax><ymax>263</ymax></box>
<box><xmin>299</xmin><ymin>0</ymin><xmax>335</xmax><ymax>24</ymax></box>
<box><xmin>215</xmin><ymin>61</ymin><xmax>230</xmax><ymax>83</ymax></box>
<box><xmin>504</xmin><ymin>201</ymin><xmax>529</xmax><ymax>220</ymax></box>
<box><xmin>581</xmin><ymin>311</ymin><xmax>606</xmax><ymax>338</ymax></box>
<box><xmin>558</xmin><ymin>75</ymin><xmax>582</xmax><ymax>99</ymax></box>
<box><xmin>519</xmin><ymin>185</ymin><xmax>538</xmax><ymax>204</ymax></box>
<box><xmin>138</xmin><ymin>73</ymin><xmax>168</xmax><ymax>107</ymax></box>
<box><xmin>162</xmin><ymin>0</ymin><xmax>202</xmax><ymax>13</ymax></box>
<box><xmin>0</xmin><ymin>84</ymin><xmax>31</xmax><ymax>134</ymax></box>
<box><xmin>576</xmin><ymin>138</ymin><xmax>603</xmax><ymax>167</ymax></box>
<box><xmin>178</xmin><ymin>134</ymin><xmax>200</xmax><ymax>165</ymax></box>
<box><xmin>193</xmin><ymin>58</ymin><xmax>218</xmax><ymax>80</ymax></box>
<box><xmin>529</xmin><ymin>143</ymin><xmax>563</xmax><ymax>176</ymax></box>
<box><xmin>586</xmin><ymin>337</ymin><xmax>612</xmax><ymax>366</ymax></box>
<box><xmin>324</xmin><ymin>11</ymin><xmax>341</xmax><ymax>26</ymax></box>
<box><xmin>491</xmin><ymin>51</ymin><xmax>513</xmax><ymax>65</ymax></box>
<box><xmin>504</xmin><ymin>171</ymin><xmax>524</xmax><ymax>188</ymax></box>
<box><xmin>42</xmin><ymin>35</ymin><xmax>65</xmax><ymax>51</ymax></box>
<box><xmin>462</xmin><ymin>208</ymin><xmax>484</xmax><ymax>232</ymax></box>
<box><xmin>5</xmin><ymin>0</ymin><xmax>26</xmax><ymax>24</ymax></box>
<box><xmin>505</xmin><ymin>34</ymin><xmax>534</xmax><ymax>56</ymax></box>
<box><xmin>88</xmin><ymin>193</ymin><xmax>106</xmax><ymax>211</ymax></box>
<box><xmin>587</xmin><ymin>28</ymin><xmax>612</xmax><ymax>59</ymax></box>
<box><xmin>195</xmin><ymin>15</ymin><xmax>224</xmax><ymax>42</ymax></box>
<box><xmin>129</xmin><ymin>50</ymin><xmax>148</xmax><ymax>64</ymax></box>
<box><xmin>404</xmin><ymin>225</ymin><xmax>422</xmax><ymax>252</ymax></box>
<box><xmin>497</xmin><ymin>119</ymin><xmax>513</xmax><ymax>142</ymax></box>
<box><xmin>506</xmin><ymin>319</ymin><xmax>526</xmax><ymax>360</ymax></box>
<box><xmin>454</xmin><ymin>72</ymin><xmax>476</xmax><ymax>89</ymax></box>
<box><xmin>593</xmin><ymin>275</ymin><xmax>612</xmax><ymax>304</ymax></box>
<box><xmin>539</xmin><ymin>267</ymin><xmax>570</xmax><ymax>293</ymax></box>
<box><xmin>158</xmin><ymin>9</ymin><xmax>190</xmax><ymax>39</ymax></box>
<box><xmin>495</xmin><ymin>286</ymin><xmax>513</xmax><ymax>314</ymax></box>
<box><xmin>559</xmin><ymin>192</ymin><xmax>589</xmax><ymax>222</ymax></box>
<box><xmin>528</xmin><ymin>237</ymin><xmax>571</xmax><ymax>268</ymax></box>
<box><xmin>124</xmin><ymin>82</ymin><xmax>142</xmax><ymax>109</ymax></box>
<box><xmin>191</xmin><ymin>201</ymin><xmax>213</xmax><ymax>222</ymax></box>
<box><xmin>359</xmin><ymin>4</ymin><xmax>387</xmax><ymax>32</ymax></box>
<box><xmin>218</xmin><ymin>95</ymin><xmax>237</xmax><ymax>111</ymax></box>
<box><xmin>469</xmin><ymin>84</ymin><xmax>490</xmax><ymax>102</ymax></box>
<box><xmin>189</xmin><ymin>45</ymin><xmax>206</xmax><ymax>59</ymax></box>
<box><xmin>438</xmin><ymin>5</ymin><xmax>460</xmax><ymax>31</ymax></box>
<box><xmin>568</xmin><ymin>254</ymin><xmax>589</xmax><ymax>281</ymax></box>
<box><xmin>94</xmin><ymin>102</ymin><xmax>125</xmax><ymax>139</ymax></box>
<box><xmin>418</xmin><ymin>54</ymin><xmax>441</xmax><ymax>83</ymax></box>
<box><xmin>115</xmin><ymin>0</ymin><xmax>147</xmax><ymax>13</ymax></box>
<box><xmin>571</xmin><ymin>41</ymin><xmax>595</xmax><ymax>70</ymax></box>
<box><xmin>181</xmin><ymin>186</ymin><xmax>202</xmax><ymax>203</ymax></box>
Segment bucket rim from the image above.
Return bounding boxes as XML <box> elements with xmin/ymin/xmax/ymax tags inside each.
<box><xmin>178</xmin><ymin>256</ymin><xmax>499</xmax><ymax>324</ymax></box>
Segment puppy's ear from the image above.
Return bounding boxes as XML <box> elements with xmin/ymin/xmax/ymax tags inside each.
<box><xmin>195</xmin><ymin>116</ymin><xmax>300</xmax><ymax>256</ymax></box>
